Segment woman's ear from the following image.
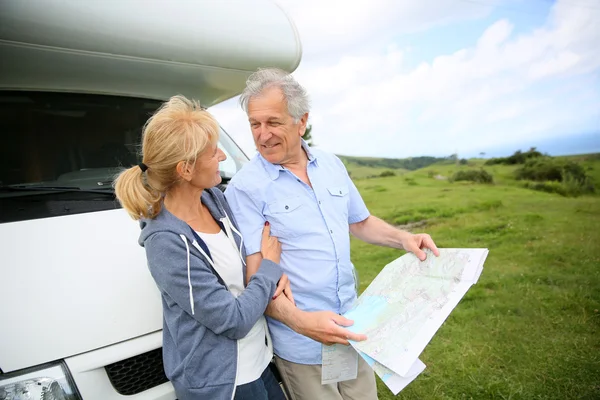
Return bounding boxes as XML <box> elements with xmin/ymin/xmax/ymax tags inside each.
<box><xmin>176</xmin><ymin>160</ymin><xmax>192</xmax><ymax>182</ymax></box>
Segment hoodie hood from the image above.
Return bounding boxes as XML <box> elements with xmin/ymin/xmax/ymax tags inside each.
<box><xmin>139</xmin><ymin>187</ymin><xmax>228</xmax><ymax>247</ymax></box>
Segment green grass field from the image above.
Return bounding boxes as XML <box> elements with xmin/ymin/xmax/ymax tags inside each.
<box><xmin>349</xmin><ymin>155</ymin><xmax>600</xmax><ymax>399</ymax></box>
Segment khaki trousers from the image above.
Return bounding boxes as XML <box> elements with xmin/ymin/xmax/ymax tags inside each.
<box><xmin>274</xmin><ymin>354</ymin><xmax>378</xmax><ymax>400</ymax></box>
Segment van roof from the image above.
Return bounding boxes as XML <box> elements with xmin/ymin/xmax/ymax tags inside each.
<box><xmin>0</xmin><ymin>0</ymin><xmax>302</xmax><ymax>106</ymax></box>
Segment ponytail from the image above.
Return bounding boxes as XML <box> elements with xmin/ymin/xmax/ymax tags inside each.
<box><xmin>114</xmin><ymin>165</ymin><xmax>162</xmax><ymax>220</ymax></box>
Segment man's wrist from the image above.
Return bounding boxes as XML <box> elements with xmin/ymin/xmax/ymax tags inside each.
<box><xmin>396</xmin><ymin>229</ymin><xmax>412</xmax><ymax>250</ymax></box>
<box><xmin>289</xmin><ymin>309</ymin><xmax>307</xmax><ymax>334</ymax></box>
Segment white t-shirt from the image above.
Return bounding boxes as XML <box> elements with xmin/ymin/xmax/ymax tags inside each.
<box><xmin>196</xmin><ymin>229</ymin><xmax>272</xmax><ymax>385</ymax></box>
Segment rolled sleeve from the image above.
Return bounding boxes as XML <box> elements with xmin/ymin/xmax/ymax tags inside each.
<box><xmin>224</xmin><ymin>182</ymin><xmax>264</xmax><ymax>256</ymax></box>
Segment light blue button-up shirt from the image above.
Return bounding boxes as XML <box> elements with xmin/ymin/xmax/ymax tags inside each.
<box><xmin>224</xmin><ymin>140</ymin><xmax>370</xmax><ymax>364</ymax></box>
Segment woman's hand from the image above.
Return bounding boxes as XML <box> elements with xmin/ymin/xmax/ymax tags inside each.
<box><xmin>273</xmin><ymin>273</ymin><xmax>295</xmax><ymax>305</ymax></box>
<box><xmin>260</xmin><ymin>221</ymin><xmax>281</xmax><ymax>264</ymax></box>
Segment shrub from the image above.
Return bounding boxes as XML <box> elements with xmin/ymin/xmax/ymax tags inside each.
<box><xmin>522</xmin><ymin>181</ymin><xmax>567</xmax><ymax>196</ymax></box>
<box><xmin>459</xmin><ymin>158</ymin><xmax>468</xmax><ymax>165</ymax></box>
<box><xmin>379</xmin><ymin>170</ymin><xmax>396</xmax><ymax>177</ymax></box>
<box><xmin>515</xmin><ymin>158</ymin><xmax>594</xmax><ymax>196</ymax></box>
<box><xmin>485</xmin><ymin>148</ymin><xmax>543</xmax><ymax>165</ymax></box>
<box><xmin>450</xmin><ymin>169</ymin><xmax>494</xmax><ymax>183</ymax></box>
<box><xmin>404</xmin><ymin>177</ymin><xmax>418</xmax><ymax>186</ymax></box>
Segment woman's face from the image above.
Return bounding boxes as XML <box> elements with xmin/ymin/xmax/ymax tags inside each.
<box><xmin>189</xmin><ymin>144</ymin><xmax>227</xmax><ymax>189</ymax></box>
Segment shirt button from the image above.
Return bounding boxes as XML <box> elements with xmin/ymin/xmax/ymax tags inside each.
<box><xmin>339</xmin><ymin>191</ymin><xmax>342</xmax><ymax>194</ymax></box>
<box><xmin>285</xmin><ymin>205</ymin><xmax>289</xmax><ymax>210</ymax></box>
<box><xmin>330</xmin><ymin>230</ymin><xmax>333</xmax><ymax>234</ymax></box>
<box><xmin>318</xmin><ymin>201</ymin><xmax>322</xmax><ymax>205</ymax></box>
<box><xmin>296</xmin><ymin>179</ymin><xmax>301</xmax><ymax>183</ymax></box>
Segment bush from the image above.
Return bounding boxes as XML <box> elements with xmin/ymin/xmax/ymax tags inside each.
<box><xmin>459</xmin><ymin>158</ymin><xmax>468</xmax><ymax>165</ymax></box>
<box><xmin>485</xmin><ymin>148</ymin><xmax>543</xmax><ymax>165</ymax></box>
<box><xmin>450</xmin><ymin>169</ymin><xmax>494</xmax><ymax>183</ymax></box>
<box><xmin>515</xmin><ymin>158</ymin><xmax>594</xmax><ymax>196</ymax></box>
<box><xmin>522</xmin><ymin>181</ymin><xmax>568</xmax><ymax>196</ymax></box>
<box><xmin>404</xmin><ymin>177</ymin><xmax>418</xmax><ymax>186</ymax></box>
<box><xmin>516</xmin><ymin>158</ymin><xmax>595</xmax><ymax>196</ymax></box>
<box><xmin>379</xmin><ymin>170</ymin><xmax>396</xmax><ymax>177</ymax></box>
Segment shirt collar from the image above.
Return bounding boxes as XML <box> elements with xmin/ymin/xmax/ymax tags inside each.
<box><xmin>258</xmin><ymin>139</ymin><xmax>317</xmax><ymax>181</ymax></box>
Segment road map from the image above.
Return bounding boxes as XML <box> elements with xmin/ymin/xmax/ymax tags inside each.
<box><xmin>337</xmin><ymin>248</ymin><xmax>488</xmax><ymax>394</ymax></box>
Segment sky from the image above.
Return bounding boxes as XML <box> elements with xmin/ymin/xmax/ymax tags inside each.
<box><xmin>210</xmin><ymin>0</ymin><xmax>600</xmax><ymax>159</ymax></box>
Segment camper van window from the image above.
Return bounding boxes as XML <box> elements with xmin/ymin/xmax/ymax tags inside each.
<box><xmin>0</xmin><ymin>91</ymin><xmax>248</xmax><ymax>223</ymax></box>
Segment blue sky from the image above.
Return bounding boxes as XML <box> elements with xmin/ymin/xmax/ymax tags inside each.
<box><xmin>211</xmin><ymin>0</ymin><xmax>600</xmax><ymax>159</ymax></box>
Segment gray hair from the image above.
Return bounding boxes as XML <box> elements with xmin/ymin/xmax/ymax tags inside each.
<box><xmin>239</xmin><ymin>67</ymin><xmax>311</xmax><ymax>122</ymax></box>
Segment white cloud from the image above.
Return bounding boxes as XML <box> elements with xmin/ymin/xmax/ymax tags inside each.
<box><xmin>275</xmin><ymin>0</ymin><xmax>499</xmax><ymax>58</ymax></box>
<box><xmin>211</xmin><ymin>0</ymin><xmax>600</xmax><ymax>159</ymax></box>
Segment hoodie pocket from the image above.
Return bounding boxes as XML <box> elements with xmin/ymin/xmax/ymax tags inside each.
<box><xmin>183</xmin><ymin>333</ymin><xmax>236</xmax><ymax>389</ymax></box>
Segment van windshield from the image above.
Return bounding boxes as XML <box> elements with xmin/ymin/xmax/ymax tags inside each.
<box><xmin>0</xmin><ymin>91</ymin><xmax>248</xmax><ymax>190</ymax></box>
<box><xmin>0</xmin><ymin>91</ymin><xmax>248</xmax><ymax>223</ymax></box>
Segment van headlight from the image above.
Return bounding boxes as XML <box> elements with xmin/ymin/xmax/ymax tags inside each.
<box><xmin>0</xmin><ymin>362</ymin><xmax>81</xmax><ymax>400</ymax></box>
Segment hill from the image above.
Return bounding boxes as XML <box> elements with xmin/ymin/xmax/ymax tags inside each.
<box><xmin>338</xmin><ymin>155</ymin><xmax>449</xmax><ymax>171</ymax></box>
<box><xmin>338</xmin><ymin>154</ymin><xmax>453</xmax><ymax>179</ymax></box>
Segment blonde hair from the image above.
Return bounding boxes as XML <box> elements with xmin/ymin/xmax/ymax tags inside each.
<box><xmin>114</xmin><ymin>95</ymin><xmax>219</xmax><ymax>220</ymax></box>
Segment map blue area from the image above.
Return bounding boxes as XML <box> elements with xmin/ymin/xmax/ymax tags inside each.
<box><xmin>344</xmin><ymin>295</ymin><xmax>388</xmax><ymax>334</ymax></box>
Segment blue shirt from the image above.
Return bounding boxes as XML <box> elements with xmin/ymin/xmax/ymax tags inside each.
<box><xmin>224</xmin><ymin>141</ymin><xmax>370</xmax><ymax>364</ymax></box>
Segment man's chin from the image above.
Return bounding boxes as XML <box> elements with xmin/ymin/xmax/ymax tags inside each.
<box><xmin>260</xmin><ymin>152</ymin><xmax>282</xmax><ymax>165</ymax></box>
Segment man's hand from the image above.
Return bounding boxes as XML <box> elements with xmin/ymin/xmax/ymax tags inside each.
<box><xmin>401</xmin><ymin>233</ymin><xmax>440</xmax><ymax>261</ymax></box>
<box><xmin>294</xmin><ymin>310</ymin><xmax>367</xmax><ymax>346</ymax></box>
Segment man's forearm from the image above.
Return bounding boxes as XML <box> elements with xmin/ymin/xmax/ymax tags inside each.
<box><xmin>350</xmin><ymin>215</ymin><xmax>411</xmax><ymax>248</ymax></box>
<box><xmin>265</xmin><ymin>295</ymin><xmax>304</xmax><ymax>332</ymax></box>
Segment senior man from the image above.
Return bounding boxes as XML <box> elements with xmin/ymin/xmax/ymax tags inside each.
<box><xmin>224</xmin><ymin>68</ymin><xmax>439</xmax><ymax>400</ymax></box>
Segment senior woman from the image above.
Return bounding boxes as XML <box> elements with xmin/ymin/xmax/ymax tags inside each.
<box><xmin>114</xmin><ymin>95</ymin><xmax>290</xmax><ymax>400</ymax></box>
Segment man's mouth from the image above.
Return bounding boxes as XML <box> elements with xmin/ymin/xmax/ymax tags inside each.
<box><xmin>262</xmin><ymin>144</ymin><xmax>279</xmax><ymax>149</ymax></box>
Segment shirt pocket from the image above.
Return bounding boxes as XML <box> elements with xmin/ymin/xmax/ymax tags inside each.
<box><xmin>266</xmin><ymin>196</ymin><xmax>306</xmax><ymax>239</ymax></box>
<box><xmin>327</xmin><ymin>186</ymin><xmax>349</xmax><ymax>197</ymax></box>
<box><xmin>326</xmin><ymin>185</ymin><xmax>350</xmax><ymax>222</ymax></box>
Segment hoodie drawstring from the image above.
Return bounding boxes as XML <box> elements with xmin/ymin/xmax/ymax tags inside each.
<box><xmin>222</xmin><ymin>212</ymin><xmax>246</xmax><ymax>267</ymax></box>
<box><xmin>179</xmin><ymin>234</ymin><xmax>195</xmax><ymax>315</ymax></box>
<box><xmin>178</xmin><ymin>207</ymin><xmax>245</xmax><ymax>317</ymax></box>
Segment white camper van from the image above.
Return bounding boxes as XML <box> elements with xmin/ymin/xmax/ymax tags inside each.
<box><xmin>0</xmin><ymin>1</ymin><xmax>301</xmax><ymax>398</ymax></box>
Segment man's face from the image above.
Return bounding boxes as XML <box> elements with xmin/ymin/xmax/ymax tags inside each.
<box><xmin>247</xmin><ymin>87</ymin><xmax>308</xmax><ymax>165</ymax></box>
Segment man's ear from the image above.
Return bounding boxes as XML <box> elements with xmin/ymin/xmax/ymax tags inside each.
<box><xmin>299</xmin><ymin>113</ymin><xmax>309</xmax><ymax>136</ymax></box>
<box><xmin>176</xmin><ymin>160</ymin><xmax>192</xmax><ymax>182</ymax></box>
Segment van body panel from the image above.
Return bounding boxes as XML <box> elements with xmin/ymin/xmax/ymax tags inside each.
<box><xmin>0</xmin><ymin>0</ymin><xmax>302</xmax><ymax>105</ymax></box>
<box><xmin>0</xmin><ymin>208</ymin><xmax>162</xmax><ymax>372</ymax></box>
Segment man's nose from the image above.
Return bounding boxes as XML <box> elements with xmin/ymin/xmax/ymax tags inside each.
<box><xmin>257</xmin><ymin>124</ymin><xmax>272</xmax><ymax>143</ymax></box>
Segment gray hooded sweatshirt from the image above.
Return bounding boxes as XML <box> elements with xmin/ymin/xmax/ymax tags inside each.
<box><xmin>139</xmin><ymin>187</ymin><xmax>282</xmax><ymax>400</ymax></box>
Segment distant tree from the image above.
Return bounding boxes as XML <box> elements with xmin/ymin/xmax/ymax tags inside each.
<box><xmin>479</xmin><ymin>152</ymin><xmax>486</xmax><ymax>158</ymax></box>
<box><xmin>485</xmin><ymin>148</ymin><xmax>543</xmax><ymax>165</ymax></box>
<box><xmin>303</xmin><ymin>124</ymin><xmax>314</xmax><ymax>146</ymax></box>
